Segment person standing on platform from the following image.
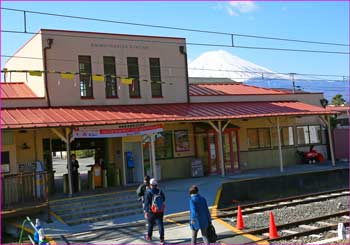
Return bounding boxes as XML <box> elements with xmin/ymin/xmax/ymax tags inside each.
<box><xmin>189</xmin><ymin>185</ymin><xmax>211</xmax><ymax>245</ymax></box>
<box><xmin>136</xmin><ymin>175</ymin><xmax>150</xmax><ymax>208</ymax></box>
<box><xmin>143</xmin><ymin>178</ymin><xmax>165</xmax><ymax>243</ymax></box>
<box><xmin>71</xmin><ymin>153</ymin><xmax>79</xmax><ymax>193</ymax></box>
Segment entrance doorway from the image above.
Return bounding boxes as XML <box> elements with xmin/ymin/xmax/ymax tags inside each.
<box><xmin>196</xmin><ymin>128</ymin><xmax>240</xmax><ymax>175</ymax></box>
<box><xmin>124</xmin><ymin>142</ymin><xmax>143</xmax><ymax>184</ymax></box>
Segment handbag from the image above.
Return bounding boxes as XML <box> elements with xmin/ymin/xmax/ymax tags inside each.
<box><xmin>207</xmin><ymin>223</ymin><xmax>217</xmax><ymax>243</ymax></box>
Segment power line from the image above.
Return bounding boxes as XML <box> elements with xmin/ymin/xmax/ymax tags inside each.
<box><xmin>2</xmin><ymin>7</ymin><xmax>349</xmax><ymax>47</ymax></box>
<box><xmin>2</xmin><ymin>29</ymin><xmax>349</xmax><ymax>55</ymax></box>
<box><xmin>2</xmin><ymin>55</ymin><xmax>349</xmax><ymax>81</ymax></box>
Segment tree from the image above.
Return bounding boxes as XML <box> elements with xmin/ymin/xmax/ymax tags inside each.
<box><xmin>331</xmin><ymin>94</ymin><xmax>346</xmax><ymax>106</ymax></box>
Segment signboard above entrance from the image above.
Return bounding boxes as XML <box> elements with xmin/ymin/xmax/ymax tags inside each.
<box><xmin>72</xmin><ymin>124</ymin><xmax>163</xmax><ymax>139</ymax></box>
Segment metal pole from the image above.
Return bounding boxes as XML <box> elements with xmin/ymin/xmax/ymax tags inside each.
<box><xmin>150</xmin><ymin>134</ymin><xmax>158</xmax><ymax>180</ymax></box>
<box><xmin>218</xmin><ymin>121</ymin><xmax>225</xmax><ymax>177</ymax></box>
<box><xmin>276</xmin><ymin>117</ymin><xmax>284</xmax><ymax>172</ymax></box>
<box><xmin>326</xmin><ymin>115</ymin><xmax>336</xmax><ymax>166</ymax></box>
<box><xmin>66</xmin><ymin>128</ymin><xmax>73</xmax><ymax>196</ymax></box>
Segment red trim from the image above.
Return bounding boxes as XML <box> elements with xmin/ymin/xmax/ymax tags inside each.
<box><xmin>80</xmin><ymin>97</ymin><xmax>95</xmax><ymax>99</ymax></box>
<box><xmin>2</xmin><ymin>97</ymin><xmax>45</xmax><ymax>100</ymax></box>
<box><xmin>41</xmin><ymin>29</ymin><xmax>186</xmax><ymax>40</ymax></box>
<box><xmin>106</xmin><ymin>96</ymin><xmax>119</xmax><ymax>99</ymax></box>
<box><xmin>152</xmin><ymin>96</ymin><xmax>164</xmax><ymax>98</ymax></box>
<box><xmin>129</xmin><ymin>96</ymin><xmax>142</xmax><ymax>99</ymax></box>
<box><xmin>235</xmin><ymin>130</ymin><xmax>241</xmax><ymax>170</ymax></box>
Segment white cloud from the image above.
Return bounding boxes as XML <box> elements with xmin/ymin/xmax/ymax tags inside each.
<box><xmin>225</xmin><ymin>1</ymin><xmax>258</xmax><ymax>16</ymax></box>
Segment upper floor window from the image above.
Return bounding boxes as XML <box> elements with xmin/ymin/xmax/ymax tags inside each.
<box><xmin>78</xmin><ymin>56</ymin><xmax>93</xmax><ymax>98</ymax></box>
<box><xmin>103</xmin><ymin>56</ymin><xmax>118</xmax><ymax>98</ymax></box>
<box><xmin>149</xmin><ymin>58</ymin><xmax>162</xmax><ymax>97</ymax></box>
<box><xmin>127</xmin><ymin>57</ymin><xmax>141</xmax><ymax>98</ymax></box>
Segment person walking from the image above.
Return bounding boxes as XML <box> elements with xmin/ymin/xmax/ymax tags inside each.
<box><xmin>136</xmin><ymin>175</ymin><xmax>150</xmax><ymax>207</ymax></box>
<box><xmin>143</xmin><ymin>178</ymin><xmax>165</xmax><ymax>243</ymax></box>
<box><xmin>189</xmin><ymin>185</ymin><xmax>211</xmax><ymax>245</ymax></box>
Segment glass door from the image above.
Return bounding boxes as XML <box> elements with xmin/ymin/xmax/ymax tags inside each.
<box><xmin>207</xmin><ymin>132</ymin><xmax>219</xmax><ymax>174</ymax></box>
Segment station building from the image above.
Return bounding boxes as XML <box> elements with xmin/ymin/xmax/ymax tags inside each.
<box><xmin>1</xmin><ymin>29</ymin><xmax>336</xmax><ymax>205</ymax></box>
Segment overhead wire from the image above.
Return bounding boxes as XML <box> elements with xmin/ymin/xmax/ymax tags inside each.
<box><xmin>2</xmin><ymin>7</ymin><xmax>349</xmax><ymax>47</ymax></box>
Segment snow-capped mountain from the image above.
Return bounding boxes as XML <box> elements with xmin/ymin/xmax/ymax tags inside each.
<box><xmin>188</xmin><ymin>50</ymin><xmax>349</xmax><ymax>101</ymax></box>
<box><xmin>189</xmin><ymin>50</ymin><xmax>287</xmax><ymax>82</ymax></box>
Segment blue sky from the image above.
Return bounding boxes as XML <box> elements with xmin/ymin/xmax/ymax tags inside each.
<box><xmin>1</xmin><ymin>1</ymin><xmax>349</xmax><ymax>77</ymax></box>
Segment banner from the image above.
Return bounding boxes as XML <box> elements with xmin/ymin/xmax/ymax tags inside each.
<box><xmin>72</xmin><ymin>124</ymin><xmax>163</xmax><ymax>139</ymax></box>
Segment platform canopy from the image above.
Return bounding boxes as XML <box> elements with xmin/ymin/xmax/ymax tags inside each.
<box><xmin>1</xmin><ymin>101</ymin><xmax>335</xmax><ymax>129</ymax></box>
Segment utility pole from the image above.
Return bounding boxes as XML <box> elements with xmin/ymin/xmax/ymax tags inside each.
<box><xmin>289</xmin><ymin>73</ymin><xmax>296</xmax><ymax>93</ymax></box>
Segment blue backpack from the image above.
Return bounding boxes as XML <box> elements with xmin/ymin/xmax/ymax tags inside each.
<box><xmin>149</xmin><ymin>189</ymin><xmax>165</xmax><ymax>213</ymax></box>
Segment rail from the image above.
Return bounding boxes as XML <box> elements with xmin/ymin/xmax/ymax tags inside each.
<box><xmin>2</xmin><ymin>171</ymin><xmax>49</xmax><ymax>208</ymax></box>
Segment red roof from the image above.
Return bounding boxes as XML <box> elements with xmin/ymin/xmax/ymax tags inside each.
<box><xmin>189</xmin><ymin>83</ymin><xmax>287</xmax><ymax>96</ymax></box>
<box><xmin>326</xmin><ymin>105</ymin><xmax>350</xmax><ymax>112</ymax></box>
<box><xmin>1</xmin><ymin>82</ymin><xmax>40</xmax><ymax>99</ymax></box>
<box><xmin>1</xmin><ymin>101</ymin><xmax>333</xmax><ymax>129</ymax></box>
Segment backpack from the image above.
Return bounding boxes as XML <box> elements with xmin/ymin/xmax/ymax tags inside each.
<box><xmin>149</xmin><ymin>189</ymin><xmax>165</xmax><ymax>213</ymax></box>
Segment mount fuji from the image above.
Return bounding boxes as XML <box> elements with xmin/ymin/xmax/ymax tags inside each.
<box><xmin>188</xmin><ymin>50</ymin><xmax>349</xmax><ymax>101</ymax></box>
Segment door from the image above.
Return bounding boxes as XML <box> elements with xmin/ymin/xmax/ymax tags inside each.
<box><xmin>223</xmin><ymin>129</ymin><xmax>240</xmax><ymax>173</ymax></box>
<box><xmin>207</xmin><ymin>132</ymin><xmax>220</xmax><ymax>174</ymax></box>
<box><xmin>124</xmin><ymin>142</ymin><xmax>143</xmax><ymax>184</ymax></box>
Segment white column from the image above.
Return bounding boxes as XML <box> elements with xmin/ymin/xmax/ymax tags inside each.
<box><xmin>218</xmin><ymin>121</ymin><xmax>225</xmax><ymax>177</ymax></box>
<box><xmin>276</xmin><ymin>117</ymin><xmax>284</xmax><ymax>172</ymax></box>
<box><xmin>150</xmin><ymin>134</ymin><xmax>158</xmax><ymax>180</ymax></box>
<box><xmin>326</xmin><ymin>115</ymin><xmax>336</xmax><ymax>166</ymax></box>
<box><xmin>66</xmin><ymin>128</ymin><xmax>73</xmax><ymax>196</ymax></box>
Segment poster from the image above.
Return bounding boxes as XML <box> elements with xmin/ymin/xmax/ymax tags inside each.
<box><xmin>174</xmin><ymin>130</ymin><xmax>190</xmax><ymax>152</ymax></box>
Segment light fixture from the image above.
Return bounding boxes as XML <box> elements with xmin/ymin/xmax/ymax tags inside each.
<box><xmin>320</xmin><ymin>98</ymin><xmax>329</xmax><ymax>108</ymax></box>
<box><xmin>21</xmin><ymin>143</ymin><xmax>30</xmax><ymax>150</ymax></box>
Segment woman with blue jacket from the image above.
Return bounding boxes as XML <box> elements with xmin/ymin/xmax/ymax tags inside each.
<box><xmin>189</xmin><ymin>185</ymin><xmax>211</xmax><ymax>244</ymax></box>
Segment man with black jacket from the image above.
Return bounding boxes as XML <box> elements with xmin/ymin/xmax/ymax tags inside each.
<box><xmin>143</xmin><ymin>178</ymin><xmax>165</xmax><ymax>243</ymax></box>
<box><xmin>136</xmin><ymin>175</ymin><xmax>150</xmax><ymax>207</ymax></box>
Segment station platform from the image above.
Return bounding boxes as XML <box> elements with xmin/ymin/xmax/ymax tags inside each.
<box><xmin>5</xmin><ymin>160</ymin><xmax>348</xmax><ymax>244</ymax></box>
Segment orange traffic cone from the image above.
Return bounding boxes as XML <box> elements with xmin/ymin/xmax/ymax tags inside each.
<box><xmin>236</xmin><ymin>206</ymin><xmax>244</xmax><ymax>229</ymax></box>
<box><xmin>269</xmin><ymin>212</ymin><xmax>279</xmax><ymax>239</ymax></box>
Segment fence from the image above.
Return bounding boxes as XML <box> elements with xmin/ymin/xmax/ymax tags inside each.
<box><xmin>2</xmin><ymin>171</ymin><xmax>49</xmax><ymax>209</ymax></box>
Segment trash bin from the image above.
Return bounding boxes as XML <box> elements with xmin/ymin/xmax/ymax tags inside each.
<box><xmin>93</xmin><ymin>165</ymin><xmax>102</xmax><ymax>188</ymax></box>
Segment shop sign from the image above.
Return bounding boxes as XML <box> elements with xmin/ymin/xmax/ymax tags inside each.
<box><xmin>72</xmin><ymin>124</ymin><xmax>163</xmax><ymax>139</ymax></box>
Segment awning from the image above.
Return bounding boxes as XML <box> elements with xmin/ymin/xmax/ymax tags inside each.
<box><xmin>1</xmin><ymin>101</ymin><xmax>335</xmax><ymax>129</ymax></box>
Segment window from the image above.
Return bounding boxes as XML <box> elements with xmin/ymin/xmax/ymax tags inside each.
<box><xmin>247</xmin><ymin>128</ymin><xmax>271</xmax><ymax>149</ymax></box>
<box><xmin>149</xmin><ymin>58</ymin><xmax>162</xmax><ymax>97</ymax></box>
<box><xmin>297</xmin><ymin>125</ymin><xmax>322</xmax><ymax>145</ymax></box>
<box><xmin>247</xmin><ymin>129</ymin><xmax>259</xmax><ymax>148</ymax></box>
<box><xmin>1</xmin><ymin>151</ymin><xmax>10</xmax><ymax>172</ymax></box>
<box><xmin>143</xmin><ymin>131</ymin><xmax>173</xmax><ymax>160</ymax></box>
<box><xmin>155</xmin><ymin>132</ymin><xmax>173</xmax><ymax>159</ymax></box>
<box><xmin>79</xmin><ymin>56</ymin><xmax>93</xmax><ymax>98</ymax></box>
<box><xmin>281</xmin><ymin>127</ymin><xmax>294</xmax><ymax>146</ymax></box>
<box><xmin>127</xmin><ymin>57</ymin><xmax>141</xmax><ymax>98</ymax></box>
<box><xmin>104</xmin><ymin>56</ymin><xmax>118</xmax><ymax>98</ymax></box>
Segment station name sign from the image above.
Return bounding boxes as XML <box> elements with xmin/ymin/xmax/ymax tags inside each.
<box><xmin>91</xmin><ymin>43</ymin><xmax>149</xmax><ymax>50</ymax></box>
<box><xmin>72</xmin><ymin>124</ymin><xmax>163</xmax><ymax>139</ymax></box>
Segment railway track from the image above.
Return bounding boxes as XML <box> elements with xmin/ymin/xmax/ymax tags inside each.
<box><xmin>215</xmin><ymin>188</ymin><xmax>349</xmax><ymax>219</ymax></box>
<box><xmin>244</xmin><ymin>210</ymin><xmax>350</xmax><ymax>243</ymax></box>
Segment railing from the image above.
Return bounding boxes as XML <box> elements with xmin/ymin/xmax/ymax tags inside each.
<box><xmin>2</xmin><ymin>171</ymin><xmax>49</xmax><ymax>209</ymax></box>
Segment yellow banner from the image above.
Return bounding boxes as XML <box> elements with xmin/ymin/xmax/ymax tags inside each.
<box><xmin>92</xmin><ymin>75</ymin><xmax>105</xmax><ymax>82</ymax></box>
<box><xmin>120</xmin><ymin>77</ymin><xmax>134</xmax><ymax>85</ymax></box>
<box><xmin>29</xmin><ymin>71</ymin><xmax>42</xmax><ymax>77</ymax></box>
<box><xmin>60</xmin><ymin>73</ymin><xmax>75</xmax><ymax>80</ymax></box>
